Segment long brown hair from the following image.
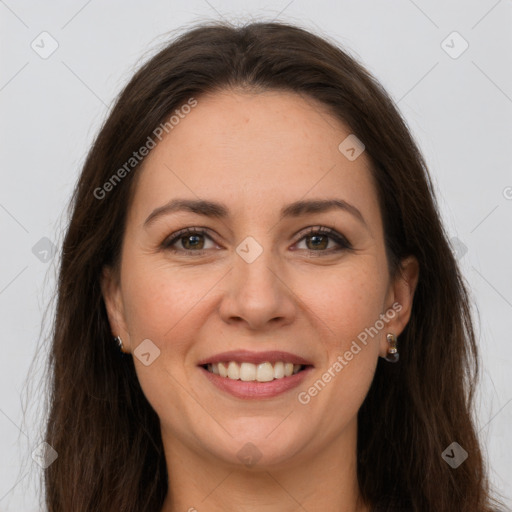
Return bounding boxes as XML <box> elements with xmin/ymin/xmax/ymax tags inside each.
<box><xmin>36</xmin><ymin>20</ymin><xmax>506</xmax><ymax>511</ymax></box>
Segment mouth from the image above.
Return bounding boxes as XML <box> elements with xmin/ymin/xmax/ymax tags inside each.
<box><xmin>196</xmin><ymin>350</ymin><xmax>314</xmax><ymax>399</ymax></box>
<box><xmin>197</xmin><ymin>349</ymin><xmax>314</xmax><ymax>382</ymax></box>
<box><xmin>200</xmin><ymin>361</ymin><xmax>311</xmax><ymax>382</ymax></box>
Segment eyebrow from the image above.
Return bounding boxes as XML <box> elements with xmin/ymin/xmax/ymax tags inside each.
<box><xmin>143</xmin><ymin>198</ymin><xmax>368</xmax><ymax>229</ymax></box>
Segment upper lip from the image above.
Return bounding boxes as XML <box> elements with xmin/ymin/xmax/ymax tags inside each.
<box><xmin>197</xmin><ymin>350</ymin><xmax>314</xmax><ymax>366</ymax></box>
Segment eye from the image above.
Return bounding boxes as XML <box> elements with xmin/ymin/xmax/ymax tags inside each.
<box><xmin>161</xmin><ymin>227</ymin><xmax>216</xmax><ymax>255</ymax></box>
<box><xmin>161</xmin><ymin>226</ymin><xmax>352</xmax><ymax>256</ymax></box>
<box><xmin>294</xmin><ymin>226</ymin><xmax>352</xmax><ymax>254</ymax></box>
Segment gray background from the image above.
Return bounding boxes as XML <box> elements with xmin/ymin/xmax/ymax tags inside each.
<box><xmin>1</xmin><ymin>0</ymin><xmax>511</xmax><ymax>510</ymax></box>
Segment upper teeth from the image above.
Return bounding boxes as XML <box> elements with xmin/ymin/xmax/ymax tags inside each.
<box><xmin>206</xmin><ymin>361</ymin><xmax>303</xmax><ymax>382</ymax></box>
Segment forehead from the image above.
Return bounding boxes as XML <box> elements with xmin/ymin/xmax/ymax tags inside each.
<box><xmin>128</xmin><ymin>89</ymin><xmax>379</xmax><ymax>227</ymax></box>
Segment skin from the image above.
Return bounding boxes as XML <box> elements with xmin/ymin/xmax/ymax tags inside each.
<box><xmin>101</xmin><ymin>89</ymin><xmax>419</xmax><ymax>512</ymax></box>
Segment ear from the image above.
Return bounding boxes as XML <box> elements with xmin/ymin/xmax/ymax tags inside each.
<box><xmin>101</xmin><ymin>265</ymin><xmax>130</xmax><ymax>351</ymax></box>
<box><xmin>379</xmin><ymin>255</ymin><xmax>420</xmax><ymax>358</ymax></box>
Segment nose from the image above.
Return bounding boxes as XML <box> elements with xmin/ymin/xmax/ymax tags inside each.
<box><xmin>218</xmin><ymin>240</ymin><xmax>297</xmax><ymax>331</ymax></box>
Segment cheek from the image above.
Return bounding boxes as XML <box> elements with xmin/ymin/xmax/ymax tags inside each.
<box><xmin>308</xmin><ymin>263</ymin><xmax>384</xmax><ymax>413</ymax></box>
<box><xmin>121</xmin><ymin>257</ymin><xmax>211</xmax><ymax>342</ymax></box>
<box><xmin>295</xmin><ymin>260</ymin><xmax>386</xmax><ymax>347</ymax></box>
<box><xmin>297</xmin><ymin>266</ymin><xmax>383</xmax><ymax>431</ymax></box>
<box><xmin>120</xmin><ymin>261</ymin><xmax>208</xmax><ymax>424</ymax></box>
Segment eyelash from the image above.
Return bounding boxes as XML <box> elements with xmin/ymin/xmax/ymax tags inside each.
<box><xmin>161</xmin><ymin>226</ymin><xmax>352</xmax><ymax>257</ymax></box>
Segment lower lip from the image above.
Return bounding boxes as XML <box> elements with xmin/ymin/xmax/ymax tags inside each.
<box><xmin>199</xmin><ymin>365</ymin><xmax>313</xmax><ymax>399</ymax></box>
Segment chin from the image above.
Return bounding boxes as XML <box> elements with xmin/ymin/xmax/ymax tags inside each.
<box><xmin>199</xmin><ymin>424</ymin><xmax>310</xmax><ymax>469</ymax></box>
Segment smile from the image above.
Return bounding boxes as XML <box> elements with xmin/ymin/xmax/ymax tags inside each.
<box><xmin>203</xmin><ymin>361</ymin><xmax>305</xmax><ymax>382</ymax></box>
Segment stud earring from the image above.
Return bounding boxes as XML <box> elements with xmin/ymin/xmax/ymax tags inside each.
<box><xmin>385</xmin><ymin>333</ymin><xmax>399</xmax><ymax>363</ymax></box>
<box><xmin>114</xmin><ymin>335</ymin><xmax>124</xmax><ymax>353</ymax></box>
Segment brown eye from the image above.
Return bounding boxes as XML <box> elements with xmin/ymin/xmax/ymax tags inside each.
<box><xmin>295</xmin><ymin>227</ymin><xmax>351</xmax><ymax>253</ymax></box>
<box><xmin>180</xmin><ymin>233</ymin><xmax>205</xmax><ymax>250</ymax></box>
<box><xmin>162</xmin><ymin>228</ymin><xmax>215</xmax><ymax>255</ymax></box>
<box><xmin>161</xmin><ymin>226</ymin><xmax>351</xmax><ymax>257</ymax></box>
<box><xmin>305</xmin><ymin>233</ymin><xmax>329</xmax><ymax>250</ymax></box>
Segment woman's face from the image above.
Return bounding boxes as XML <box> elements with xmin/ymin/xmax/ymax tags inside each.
<box><xmin>102</xmin><ymin>89</ymin><xmax>418</xmax><ymax>469</ymax></box>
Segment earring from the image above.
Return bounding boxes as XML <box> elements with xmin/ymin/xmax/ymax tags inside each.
<box><xmin>114</xmin><ymin>335</ymin><xmax>124</xmax><ymax>353</ymax></box>
<box><xmin>385</xmin><ymin>333</ymin><xmax>399</xmax><ymax>363</ymax></box>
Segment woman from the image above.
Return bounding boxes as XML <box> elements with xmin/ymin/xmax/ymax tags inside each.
<box><xmin>41</xmin><ymin>20</ymin><xmax>506</xmax><ymax>511</ymax></box>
